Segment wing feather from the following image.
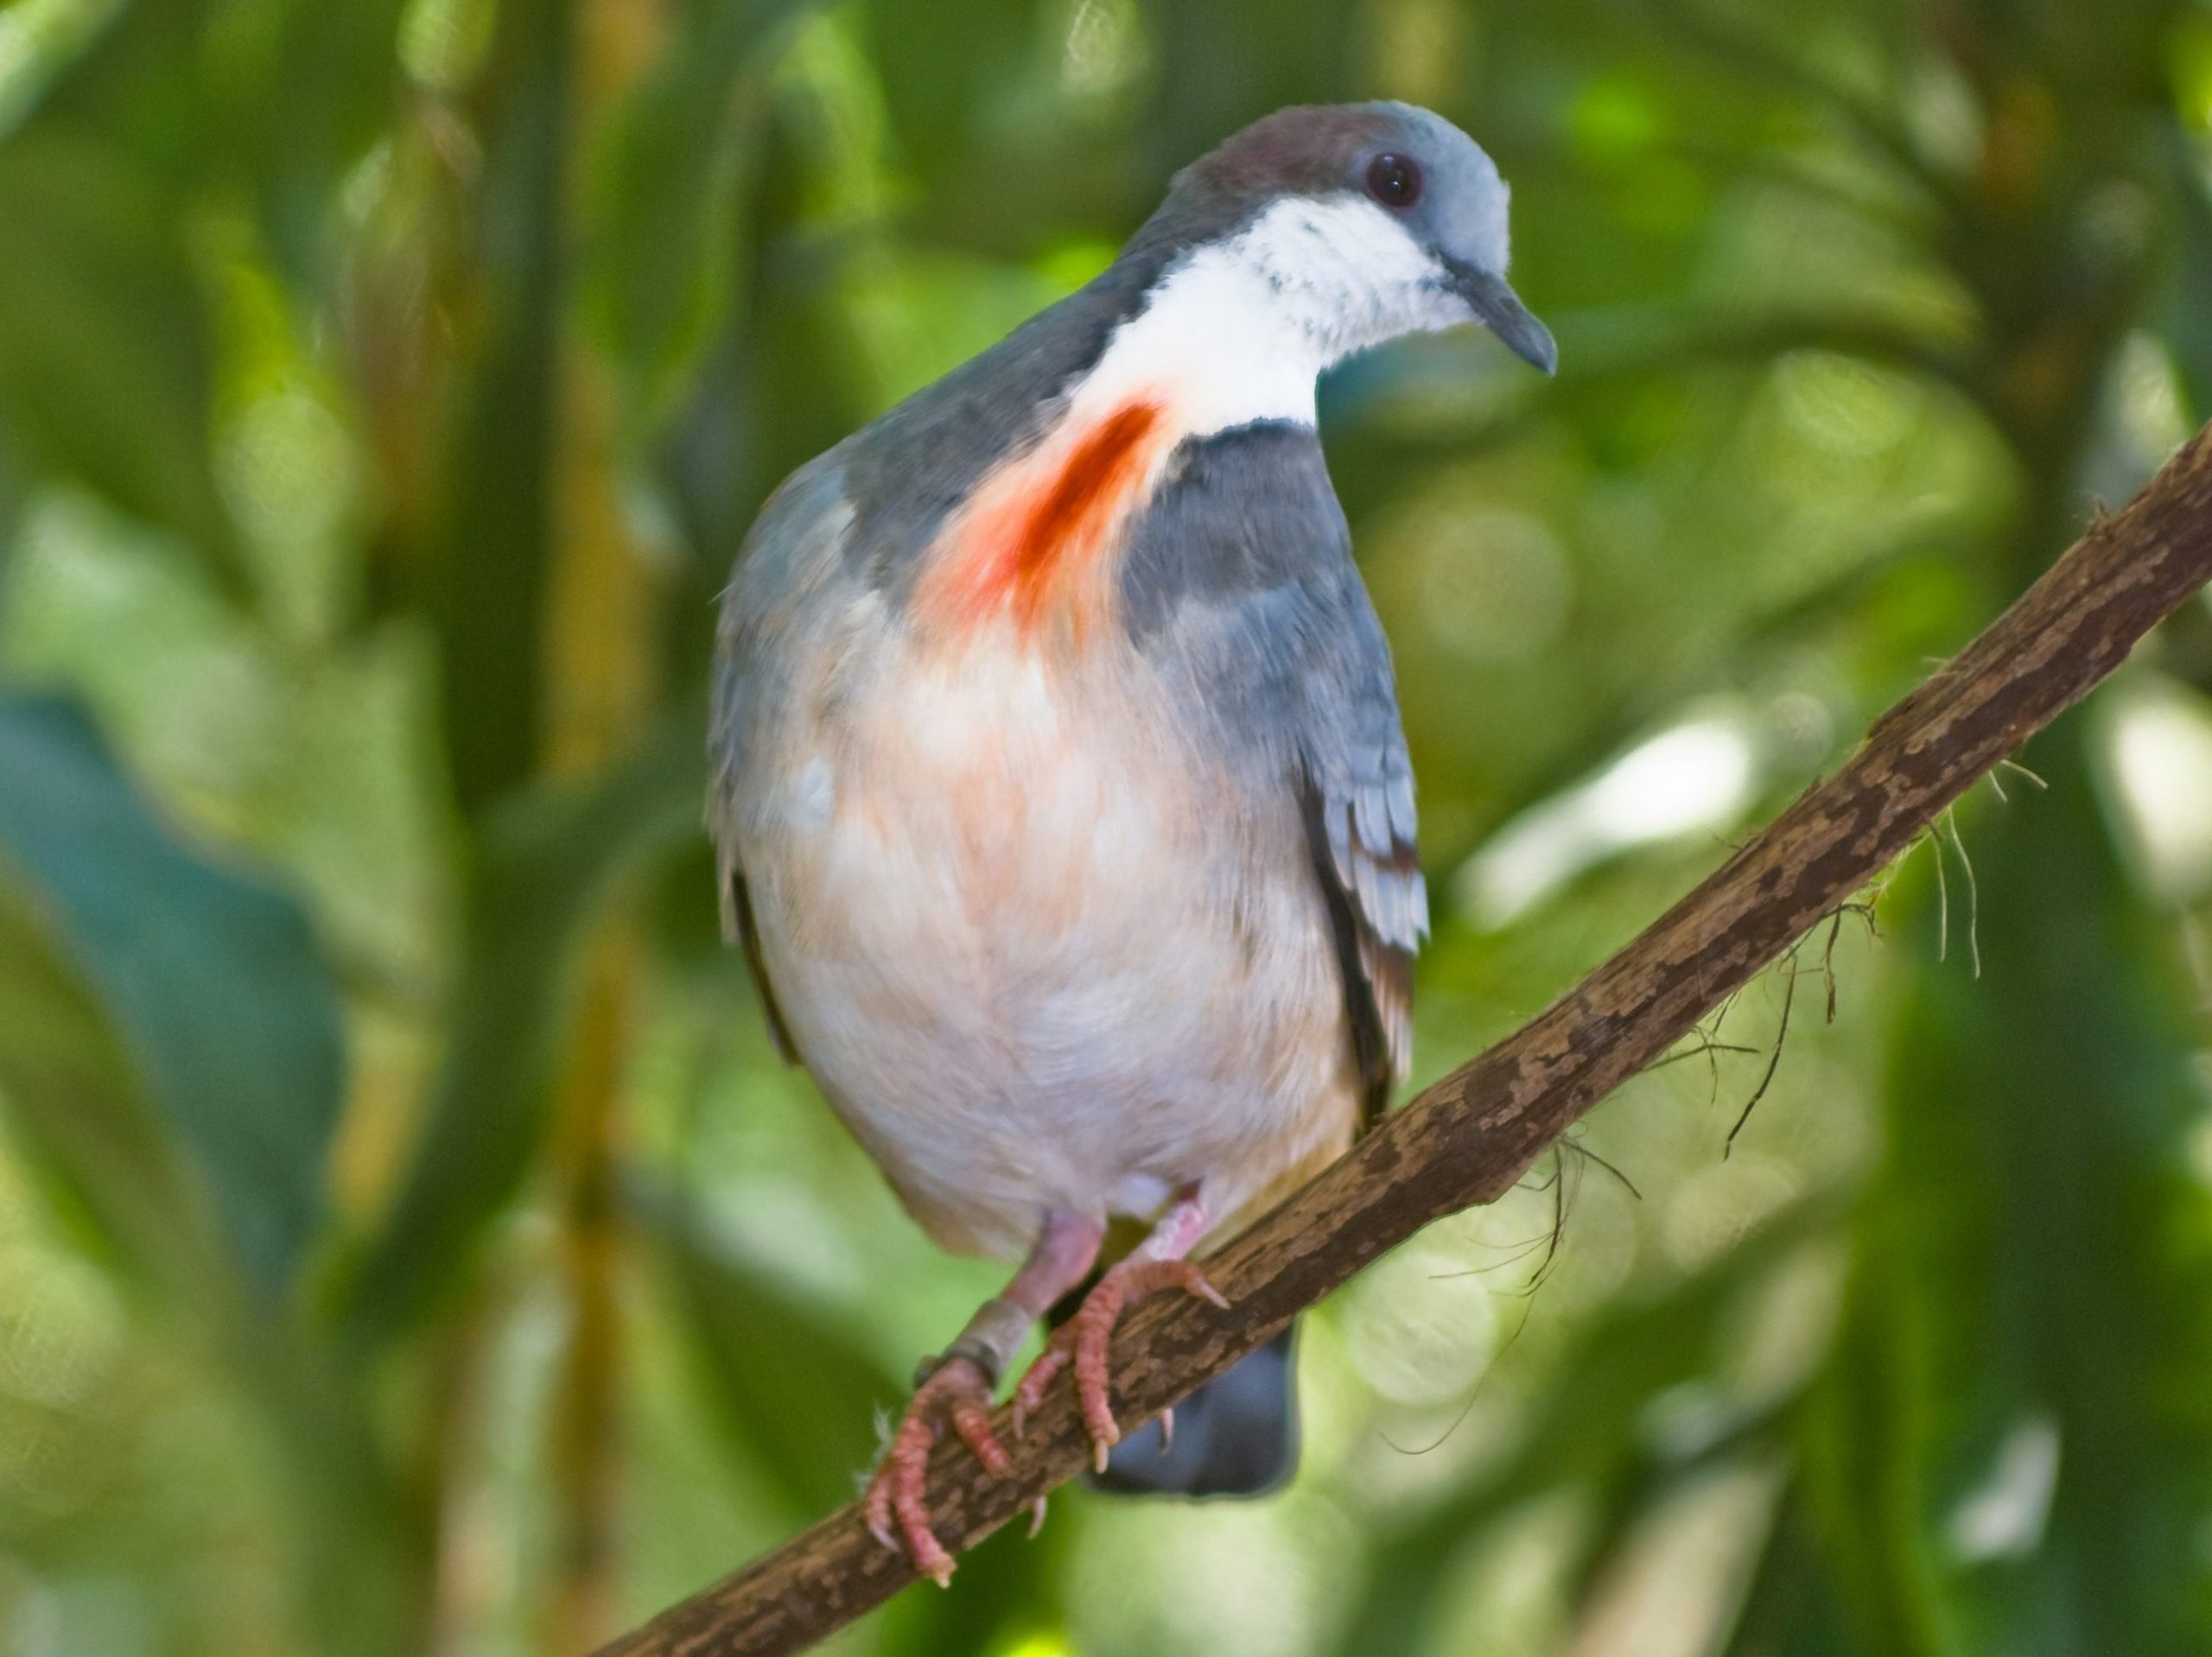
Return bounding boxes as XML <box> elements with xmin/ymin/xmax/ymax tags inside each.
<box><xmin>708</xmin><ymin>452</ymin><xmax>857</xmax><ymax>1070</ymax></box>
<box><xmin>1302</xmin><ymin>774</ymin><xmax>1421</xmax><ymax>1127</ymax></box>
<box><xmin>725</xmin><ymin>866</ymin><xmax>798</xmax><ymax>1063</ymax></box>
<box><xmin>1121</xmin><ymin>423</ymin><xmax>1427</xmax><ymax>1129</ymax></box>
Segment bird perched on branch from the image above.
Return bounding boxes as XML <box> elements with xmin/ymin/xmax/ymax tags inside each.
<box><xmin>709</xmin><ymin>100</ymin><xmax>1554</xmax><ymax>1583</ymax></box>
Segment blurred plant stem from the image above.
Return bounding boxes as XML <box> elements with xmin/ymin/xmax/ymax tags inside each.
<box><xmin>418</xmin><ymin>1276</ymin><xmax>511</xmax><ymax>1657</ymax></box>
<box><xmin>409</xmin><ymin>0</ymin><xmax>670</xmax><ymax>1641</ymax></box>
<box><xmin>546</xmin><ymin>924</ymin><xmax>641</xmax><ymax>1656</ymax></box>
<box><xmin>539</xmin><ymin>3</ymin><xmax>670</xmax><ymax>1646</ymax></box>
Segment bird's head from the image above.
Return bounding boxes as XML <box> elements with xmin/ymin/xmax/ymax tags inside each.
<box><xmin>1129</xmin><ymin>101</ymin><xmax>1556</xmax><ymax>379</ymax></box>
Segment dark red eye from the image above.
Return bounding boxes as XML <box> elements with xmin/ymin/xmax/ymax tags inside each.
<box><xmin>1364</xmin><ymin>152</ymin><xmax>1424</xmax><ymax>208</ymax></box>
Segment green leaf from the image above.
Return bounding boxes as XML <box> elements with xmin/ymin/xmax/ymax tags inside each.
<box><xmin>1793</xmin><ymin>1223</ymin><xmax>1957</xmax><ymax>1657</ymax></box>
<box><xmin>581</xmin><ymin>0</ymin><xmax>815</xmax><ymax>425</ymax></box>
<box><xmin>631</xmin><ymin>1173</ymin><xmax>900</xmax><ymax>1517</ymax></box>
<box><xmin>339</xmin><ymin>722</ymin><xmax>705</xmax><ymax>1349</ymax></box>
<box><xmin>0</xmin><ymin>0</ymin><xmax>129</xmax><ymax>142</ymax></box>
<box><xmin>0</xmin><ymin>692</ymin><xmax>345</xmax><ymax>1298</ymax></box>
<box><xmin>0</xmin><ymin>406</ymin><xmax>29</xmax><ymax>585</ymax></box>
<box><xmin>219</xmin><ymin>0</ymin><xmax>415</xmax><ymax>287</ymax></box>
<box><xmin>0</xmin><ymin>873</ymin><xmax>415</xmax><ymax>1657</ymax></box>
<box><xmin>1803</xmin><ymin>726</ymin><xmax>2212</xmax><ymax>1655</ymax></box>
<box><xmin>1332</xmin><ymin>1201</ymin><xmax>1832</xmax><ymax>1657</ymax></box>
<box><xmin>0</xmin><ymin>130</ymin><xmax>234</xmax><ymax>565</ymax></box>
<box><xmin>1719</xmin><ymin>1483</ymin><xmax>1856</xmax><ymax>1657</ymax></box>
<box><xmin>2160</xmin><ymin>126</ymin><xmax>2212</xmax><ymax>426</ymax></box>
<box><xmin>418</xmin><ymin>0</ymin><xmax>572</xmax><ymax>813</ymax></box>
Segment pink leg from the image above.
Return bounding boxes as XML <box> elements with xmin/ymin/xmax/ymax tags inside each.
<box><xmin>863</xmin><ymin>1210</ymin><xmax>1103</xmax><ymax>1584</ymax></box>
<box><xmin>1013</xmin><ymin>1190</ymin><xmax>1230</xmax><ymax>1471</ymax></box>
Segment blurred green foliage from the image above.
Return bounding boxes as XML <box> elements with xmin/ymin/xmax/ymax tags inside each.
<box><xmin>0</xmin><ymin>0</ymin><xmax>2210</xmax><ymax>1654</ymax></box>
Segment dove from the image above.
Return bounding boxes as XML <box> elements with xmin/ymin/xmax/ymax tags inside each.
<box><xmin>709</xmin><ymin>100</ymin><xmax>1553</xmax><ymax>1583</ymax></box>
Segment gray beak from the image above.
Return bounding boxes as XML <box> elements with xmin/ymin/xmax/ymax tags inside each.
<box><xmin>1445</xmin><ymin>259</ymin><xmax>1557</xmax><ymax>376</ymax></box>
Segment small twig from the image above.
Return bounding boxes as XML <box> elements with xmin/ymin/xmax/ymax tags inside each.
<box><xmin>1944</xmin><ymin>807</ymin><xmax>1983</xmax><ymax>978</ymax></box>
<box><xmin>1821</xmin><ymin>907</ymin><xmax>1847</xmax><ymax>1022</ymax></box>
<box><xmin>1644</xmin><ymin>1032</ymin><xmax>1762</xmax><ymax>1073</ymax></box>
<box><xmin>1932</xmin><ymin>817</ymin><xmax>1952</xmax><ymax>962</ymax></box>
<box><xmin>1726</xmin><ymin>957</ymin><xmax>1796</xmax><ymax>1153</ymax></box>
<box><xmin>1561</xmin><ymin>1137</ymin><xmax>1644</xmax><ymax>1203</ymax></box>
<box><xmin>1527</xmin><ymin>1144</ymin><xmax>1573</xmax><ymax>1294</ymax></box>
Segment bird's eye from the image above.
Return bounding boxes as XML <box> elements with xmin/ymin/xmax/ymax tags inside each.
<box><xmin>1363</xmin><ymin>152</ymin><xmax>1424</xmax><ymax>209</ymax></box>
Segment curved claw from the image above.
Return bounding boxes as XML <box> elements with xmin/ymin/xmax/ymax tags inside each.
<box><xmin>1007</xmin><ymin>1256</ymin><xmax>1231</xmax><ymax>1473</ymax></box>
<box><xmin>861</xmin><ymin>1355</ymin><xmax>1007</xmax><ymax>1585</ymax></box>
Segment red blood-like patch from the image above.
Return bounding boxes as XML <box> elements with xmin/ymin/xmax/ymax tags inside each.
<box><xmin>923</xmin><ymin>402</ymin><xmax>1165</xmax><ymax>637</ymax></box>
<box><xmin>1013</xmin><ymin>403</ymin><xmax>1161</xmax><ymax>594</ymax></box>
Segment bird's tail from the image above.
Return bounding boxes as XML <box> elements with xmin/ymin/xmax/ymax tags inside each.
<box><xmin>1085</xmin><ymin>1323</ymin><xmax>1300</xmax><ymax>1498</ymax></box>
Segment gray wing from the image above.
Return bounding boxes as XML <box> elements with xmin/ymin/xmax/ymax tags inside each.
<box><xmin>1122</xmin><ymin>423</ymin><xmax>1427</xmax><ymax>1126</ymax></box>
<box><xmin>707</xmin><ymin>449</ymin><xmax>857</xmax><ymax>1066</ymax></box>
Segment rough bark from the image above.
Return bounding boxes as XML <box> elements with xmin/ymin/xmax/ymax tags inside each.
<box><xmin>598</xmin><ymin>422</ymin><xmax>2212</xmax><ymax>1657</ymax></box>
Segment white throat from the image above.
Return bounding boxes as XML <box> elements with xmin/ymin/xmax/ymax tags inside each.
<box><xmin>1071</xmin><ymin>194</ymin><xmax>1465</xmax><ymax>438</ymax></box>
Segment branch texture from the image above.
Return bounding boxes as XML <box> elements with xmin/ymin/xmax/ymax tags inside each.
<box><xmin>601</xmin><ymin>423</ymin><xmax>2212</xmax><ymax>1657</ymax></box>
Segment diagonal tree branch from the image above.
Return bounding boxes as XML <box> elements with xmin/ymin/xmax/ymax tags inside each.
<box><xmin>600</xmin><ymin>422</ymin><xmax>2212</xmax><ymax>1657</ymax></box>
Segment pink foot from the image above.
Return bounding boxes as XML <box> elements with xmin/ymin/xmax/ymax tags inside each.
<box><xmin>1011</xmin><ymin>1259</ymin><xmax>1229</xmax><ymax>1470</ymax></box>
<box><xmin>862</xmin><ymin>1356</ymin><xmax>1008</xmax><ymax>1586</ymax></box>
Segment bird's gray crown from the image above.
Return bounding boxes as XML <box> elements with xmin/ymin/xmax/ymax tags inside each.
<box><xmin>1147</xmin><ymin>102</ymin><xmax>1507</xmax><ymax>273</ymax></box>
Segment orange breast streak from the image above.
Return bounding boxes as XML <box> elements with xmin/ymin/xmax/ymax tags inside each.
<box><xmin>919</xmin><ymin>401</ymin><xmax>1167</xmax><ymax>640</ymax></box>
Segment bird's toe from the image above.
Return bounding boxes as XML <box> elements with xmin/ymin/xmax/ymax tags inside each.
<box><xmin>861</xmin><ymin>1355</ymin><xmax>1007</xmax><ymax>1584</ymax></box>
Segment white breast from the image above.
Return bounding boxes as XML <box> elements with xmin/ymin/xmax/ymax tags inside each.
<box><xmin>734</xmin><ymin>621</ymin><xmax>1360</xmax><ymax>1258</ymax></box>
<box><xmin>1074</xmin><ymin>193</ymin><xmax>1471</xmax><ymax>437</ymax></box>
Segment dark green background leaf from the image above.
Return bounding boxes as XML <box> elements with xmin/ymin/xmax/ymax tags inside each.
<box><xmin>0</xmin><ymin>693</ymin><xmax>344</xmax><ymax>1296</ymax></box>
<box><xmin>340</xmin><ymin>724</ymin><xmax>705</xmax><ymax>1347</ymax></box>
